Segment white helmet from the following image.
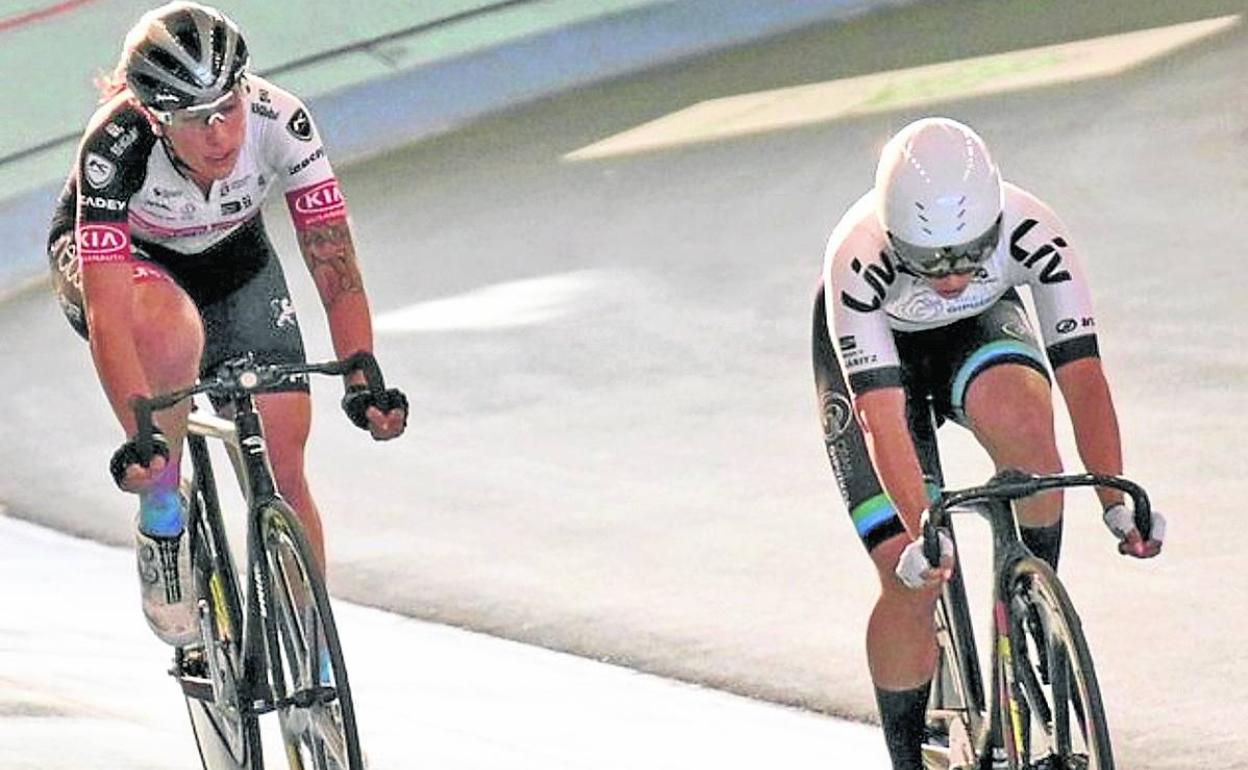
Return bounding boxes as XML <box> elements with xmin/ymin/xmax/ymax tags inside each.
<box><xmin>875</xmin><ymin>117</ymin><xmax>1003</xmax><ymax>277</ymax></box>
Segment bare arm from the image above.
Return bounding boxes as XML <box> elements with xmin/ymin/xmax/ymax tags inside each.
<box><xmin>1054</xmin><ymin>356</ymin><xmax>1125</xmax><ymax>509</ymax></box>
<box><xmin>855</xmin><ymin>387</ymin><xmax>931</xmax><ymax>538</ymax></box>
<box><xmin>83</xmin><ymin>261</ymin><xmax>150</xmax><ymax>437</ymax></box>
<box><xmin>295</xmin><ymin>214</ymin><xmax>374</xmax><ymax>383</ymax></box>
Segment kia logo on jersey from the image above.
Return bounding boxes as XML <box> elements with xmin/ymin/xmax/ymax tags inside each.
<box><xmin>293</xmin><ymin>180</ymin><xmax>344</xmax><ymax>214</ymax></box>
<box><xmin>286</xmin><ymin>178</ymin><xmax>347</xmax><ymax>228</ymax></box>
<box><xmin>78</xmin><ymin>224</ymin><xmax>125</xmax><ymax>251</ymax></box>
<box><xmin>77</xmin><ymin>223</ymin><xmax>130</xmax><ymax>262</ymax></box>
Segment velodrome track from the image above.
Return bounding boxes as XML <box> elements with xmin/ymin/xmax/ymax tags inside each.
<box><xmin>2</xmin><ymin>2</ymin><xmax>1246</xmax><ymax>767</ymax></box>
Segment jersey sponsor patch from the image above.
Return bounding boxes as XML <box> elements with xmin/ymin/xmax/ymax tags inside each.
<box><xmin>108</xmin><ymin>126</ymin><xmax>139</xmax><ymax>158</ymax></box>
<box><xmin>84</xmin><ymin>152</ymin><xmax>117</xmax><ymax>189</ymax></box>
<box><xmin>82</xmin><ymin>195</ymin><xmax>126</xmax><ymax>211</ymax></box>
<box><xmin>288</xmin><ymin>146</ymin><xmax>325</xmax><ymax>176</ymax></box>
<box><xmin>251</xmin><ymin>102</ymin><xmax>280</xmax><ymax>121</ymax></box>
<box><xmin>77</xmin><ymin>223</ymin><xmax>131</xmax><ymax>263</ymax></box>
<box><xmin>286</xmin><ymin>108</ymin><xmax>313</xmax><ymax>141</ymax></box>
<box><xmin>271</xmin><ymin>297</ymin><xmax>298</xmax><ymax>329</ymax></box>
<box><xmin>286</xmin><ymin>178</ymin><xmax>346</xmax><ymax>228</ymax></box>
<box><xmin>1009</xmin><ymin>219</ymin><xmax>1072</xmax><ymax>284</ymax></box>
<box><xmin>819</xmin><ymin>391</ymin><xmax>854</xmax><ymax>440</ymax></box>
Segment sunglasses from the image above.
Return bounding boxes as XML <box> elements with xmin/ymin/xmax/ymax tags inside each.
<box><xmin>150</xmin><ymin>78</ymin><xmax>247</xmax><ymax>128</ymax></box>
<box><xmin>887</xmin><ymin>213</ymin><xmax>1003</xmax><ymax>279</ymax></box>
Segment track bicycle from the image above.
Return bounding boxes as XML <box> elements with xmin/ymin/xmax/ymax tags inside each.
<box><xmin>920</xmin><ymin>468</ymin><xmax>1153</xmax><ymax>770</ymax></box>
<box><xmin>129</xmin><ymin>351</ymin><xmax>395</xmax><ymax>770</ymax></box>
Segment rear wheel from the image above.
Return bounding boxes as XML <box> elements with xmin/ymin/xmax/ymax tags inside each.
<box><xmin>998</xmin><ymin>558</ymin><xmax>1113</xmax><ymax>770</ymax></box>
<box><xmin>181</xmin><ymin>466</ymin><xmax>262</xmax><ymax>770</ymax></box>
<box><xmin>258</xmin><ymin>502</ymin><xmax>363</xmax><ymax>770</ymax></box>
<box><xmin>925</xmin><ymin>532</ymin><xmax>990</xmax><ymax>770</ymax></box>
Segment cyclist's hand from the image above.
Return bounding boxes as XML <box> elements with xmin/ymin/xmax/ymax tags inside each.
<box><xmin>1103</xmin><ymin>503</ymin><xmax>1165</xmax><ymax>559</ymax></box>
<box><xmin>342</xmin><ymin>384</ymin><xmax>408</xmax><ymax>441</ymax></box>
<box><xmin>109</xmin><ymin>430</ymin><xmax>171</xmax><ymax>493</ymax></box>
<box><xmin>895</xmin><ymin>530</ymin><xmax>954</xmax><ymax>589</ymax></box>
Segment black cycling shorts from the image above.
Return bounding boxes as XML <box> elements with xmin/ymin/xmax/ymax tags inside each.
<box><xmin>812</xmin><ymin>285</ymin><xmax>1050</xmax><ymax>552</ymax></box>
<box><xmin>49</xmin><ymin>215</ymin><xmax>309</xmax><ymax>396</ymax></box>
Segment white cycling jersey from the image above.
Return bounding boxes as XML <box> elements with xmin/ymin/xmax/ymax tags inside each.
<box><xmin>73</xmin><ymin>74</ymin><xmax>343</xmax><ymax>264</ymax></box>
<box><xmin>822</xmin><ymin>182</ymin><xmax>1099</xmax><ymax>389</ymax></box>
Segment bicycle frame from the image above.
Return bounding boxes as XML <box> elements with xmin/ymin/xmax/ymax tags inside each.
<box><xmin>929</xmin><ymin>495</ymin><xmax>1033</xmax><ymax>767</ymax></box>
<box><xmin>926</xmin><ymin>469</ymin><xmax>1152</xmax><ymax>769</ymax></box>
<box><xmin>134</xmin><ymin>353</ymin><xmax>386</xmax><ymax>766</ymax></box>
<box><xmin>966</xmin><ymin>496</ymin><xmax>1043</xmax><ymax>767</ymax></box>
<box><xmin>179</xmin><ymin>394</ymin><xmax>295</xmax><ymax>721</ymax></box>
<box><xmin>187</xmin><ymin>410</ymin><xmax>252</xmax><ymax>505</ymax></box>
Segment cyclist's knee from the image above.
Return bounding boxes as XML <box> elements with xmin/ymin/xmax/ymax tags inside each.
<box><xmin>871</xmin><ymin>534</ymin><xmax>942</xmax><ymax>609</ymax></box>
<box><xmin>1000</xmin><ymin>408</ymin><xmax>1059</xmax><ymax>460</ymax></box>
<box><xmin>256</xmin><ymin>392</ymin><xmax>313</xmax><ymax>491</ymax></box>
<box><xmin>257</xmin><ymin>392</ymin><xmax>312</xmax><ymax>445</ymax></box>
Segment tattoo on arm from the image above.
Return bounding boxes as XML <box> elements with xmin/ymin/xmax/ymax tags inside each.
<box><xmin>297</xmin><ymin>217</ymin><xmax>362</xmax><ymax>307</ymax></box>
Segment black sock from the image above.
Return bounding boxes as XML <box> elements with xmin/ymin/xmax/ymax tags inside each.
<box><xmin>1020</xmin><ymin>518</ymin><xmax>1064</xmax><ymax>571</ymax></box>
<box><xmin>875</xmin><ymin>680</ymin><xmax>931</xmax><ymax>770</ymax></box>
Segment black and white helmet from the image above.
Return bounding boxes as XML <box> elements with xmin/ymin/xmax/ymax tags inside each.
<box><xmin>123</xmin><ymin>1</ymin><xmax>249</xmax><ymax>117</ymax></box>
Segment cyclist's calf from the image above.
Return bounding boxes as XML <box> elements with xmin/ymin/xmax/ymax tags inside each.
<box><xmin>251</xmin><ymin>390</ymin><xmax>325</xmax><ymax>568</ymax></box>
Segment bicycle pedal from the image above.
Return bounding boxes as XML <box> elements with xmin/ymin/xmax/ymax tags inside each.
<box><xmin>178</xmin><ymin>675</ymin><xmax>215</xmax><ymax>702</ymax></box>
<box><xmin>169</xmin><ymin>646</ymin><xmax>202</xmax><ymax>676</ymax></box>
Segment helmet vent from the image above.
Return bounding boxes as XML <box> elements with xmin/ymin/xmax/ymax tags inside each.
<box><xmin>168</xmin><ymin>19</ymin><xmax>201</xmax><ymax>62</ymax></box>
<box><xmin>210</xmin><ymin>25</ymin><xmax>225</xmax><ymax>76</ymax></box>
<box><xmin>146</xmin><ymin>45</ymin><xmax>198</xmax><ymax>87</ymax></box>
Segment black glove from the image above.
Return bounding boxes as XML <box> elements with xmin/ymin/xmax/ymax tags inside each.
<box><xmin>110</xmin><ymin>429</ymin><xmax>170</xmax><ymax>490</ymax></box>
<box><xmin>341</xmin><ymin>383</ymin><xmax>409</xmax><ymax>432</ymax></box>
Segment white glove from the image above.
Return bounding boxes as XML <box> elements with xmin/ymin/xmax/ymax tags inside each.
<box><xmin>1103</xmin><ymin>503</ymin><xmax>1166</xmax><ymax>557</ymax></box>
<box><xmin>895</xmin><ymin>530</ymin><xmax>955</xmax><ymax>589</ymax></box>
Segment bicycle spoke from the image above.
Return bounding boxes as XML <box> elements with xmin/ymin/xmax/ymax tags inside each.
<box><xmin>1004</xmin><ymin>561</ymin><xmax>1114</xmax><ymax>770</ymax></box>
<box><xmin>180</xmin><ymin>492</ymin><xmax>262</xmax><ymax>770</ymax></box>
<box><xmin>262</xmin><ymin>506</ymin><xmax>359</xmax><ymax>770</ymax></box>
<box><xmin>1009</xmin><ymin>596</ymin><xmax>1051</xmax><ymax>764</ymax></box>
<box><xmin>272</xmin><ymin>543</ymin><xmax>313</xmax><ymax>687</ymax></box>
<box><xmin>1050</xmin><ymin>637</ymin><xmax>1072</xmax><ymax>758</ymax></box>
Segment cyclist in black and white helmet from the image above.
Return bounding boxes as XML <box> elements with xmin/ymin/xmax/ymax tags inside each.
<box><xmin>810</xmin><ymin>117</ymin><xmax>1167</xmax><ymax>770</ymax></box>
<box><xmin>123</xmin><ymin>0</ymin><xmax>251</xmax><ymax>120</ymax></box>
<box><xmin>47</xmin><ymin>1</ymin><xmax>408</xmax><ymax>647</ymax></box>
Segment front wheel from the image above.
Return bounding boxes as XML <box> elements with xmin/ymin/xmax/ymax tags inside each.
<box><xmin>998</xmin><ymin>558</ymin><xmax>1114</xmax><ymax>770</ymax></box>
<box><xmin>925</xmin><ymin>533</ymin><xmax>989</xmax><ymax>770</ymax></box>
<box><xmin>258</xmin><ymin>502</ymin><xmax>364</xmax><ymax>770</ymax></box>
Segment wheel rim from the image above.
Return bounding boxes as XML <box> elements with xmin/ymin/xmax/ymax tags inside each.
<box><xmin>1005</xmin><ymin>568</ymin><xmax>1110</xmax><ymax>770</ymax></box>
<box><xmin>201</xmin><ymin>639</ymin><xmax>248</xmax><ymax>761</ymax></box>
<box><xmin>264</xmin><ymin>515</ymin><xmax>354</xmax><ymax>770</ymax></box>
<box><xmin>188</xmin><ymin>536</ymin><xmax>252</xmax><ymax>766</ymax></box>
<box><xmin>926</xmin><ymin>564</ymin><xmax>990</xmax><ymax>770</ymax></box>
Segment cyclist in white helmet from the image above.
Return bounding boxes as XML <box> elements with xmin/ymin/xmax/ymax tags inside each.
<box><xmin>811</xmin><ymin>117</ymin><xmax>1165</xmax><ymax>769</ymax></box>
<box><xmin>47</xmin><ymin>2</ymin><xmax>408</xmax><ymax>646</ymax></box>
